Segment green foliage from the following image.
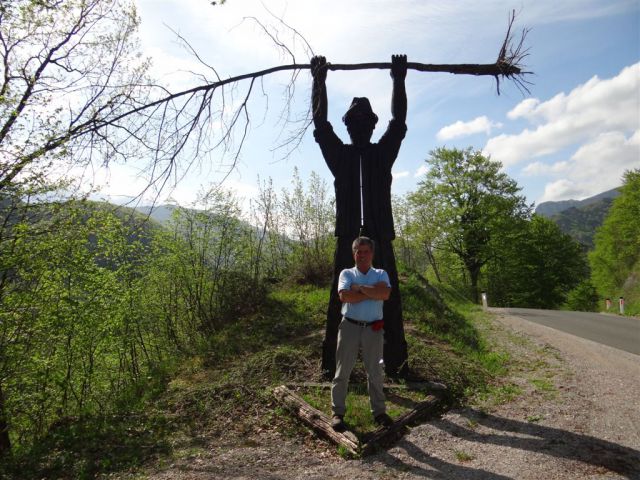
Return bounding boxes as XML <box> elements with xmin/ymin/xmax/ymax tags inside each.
<box><xmin>278</xmin><ymin>168</ymin><xmax>334</xmax><ymax>285</ymax></box>
<box><xmin>590</xmin><ymin>169</ymin><xmax>640</xmax><ymax>314</ymax></box>
<box><xmin>393</xmin><ymin>194</ymin><xmax>440</xmax><ymax>277</ymax></box>
<box><xmin>564</xmin><ymin>280</ymin><xmax>599</xmax><ymax>312</ymax></box>
<box><xmin>550</xmin><ymin>198</ymin><xmax>616</xmax><ymax>249</ymax></box>
<box><xmin>401</xmin><ymin>273</ymin><xmax>482</xmax><ymax>351</ymax></box>
<box><xmin>409</xmin><ymin>147</ymin><xmax>531</xmax><ymax>302</ymax></box>
<box><xmin>0</xmin><ymin>162</ymin><xmax>524</xmax><ymax>476</ymax></box>
<box><xmin>1</xmin><ymin>412</ymin><xmax>174</xmax><ymax>480</ymax></box>
<box><xmin>454</xmin><ymin>450</ymin><xmax>475</xmax><ymax>462</ymax></box>
<box><xmin>529</xmin><ymin>378</ymin><xmax>557</xmax><ymax>399</ymax></box>
<box><xmin>0</xmin><ymin>0</ymin><xmax>150</xmax><ymax>191</ymax></box>
<box><xmin>485</xmin><ymin>215</ymin><xmax>589</xmax><ymax>308</ymax></box>
<box><xmin>474</xmin><ymin>383</ymin><xmax>523</xmax><ymax>406</ymax></box>
<box><xmin>147</xmin><ymin>189</ymin><xmax>266</xmax><ymax>341</ymax></box>
<box><xmin>399</xmin><ymin>147</ymin><xmax>594</xmax><ymax>309</ymax></box>
<box><xmin>400</xmin><ymin>272</ymin><xmax>510</xmax><ymax>400</ymax></box>
<box><xmin>248</xmin><ymin>169</ymin><xmax>334</xmax><ymax>285</ymax></box>
<box><xmin>0</xmin><ymin>196</ymin><xmax>173</xmax><ymax>454</ymax></box>
<box><xmin>336</xmin><ymin>444</ymin><xmax>353</xmax><ymax>459</ymax></box>
<box><xmin>0</xmin><ymin>168</ymin><xmax>336</xmax><ymax>461</ymax></box>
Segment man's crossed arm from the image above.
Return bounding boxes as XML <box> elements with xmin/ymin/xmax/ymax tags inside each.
<box><xmin>339</xmin><ymin>281</ymin><xmax>391</xmax><ymax>304</ymax></box>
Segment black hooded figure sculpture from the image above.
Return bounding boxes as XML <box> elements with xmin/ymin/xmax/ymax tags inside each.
<box><xmin>311</xmin><ymin>54</ymin><xmax>409</xmax><ymax>378</ymax></box>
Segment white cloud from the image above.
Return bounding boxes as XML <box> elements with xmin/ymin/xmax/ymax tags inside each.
<box><xmin>484</xmin><ymin>63</ymin><xmax>640</xmax><ymax>168</ymax></box>
<box><xmin>414</xmin><ymin>165</ymin><xmax>429</xmax><ymax>177</ymax></box>
<box><xmin>436</xmin><ymin>116</ymin><xmax>503</xmax><ymax>141</ymax></box>
<box><xmin>537</xmin><ymin>130</ymin><xmax>640</xmax><ymax>202</ymax></box>
<box><xmin>393</xmin><ymin>170</ymin><xmax>410</xmax><ymax>179</ymax></box>
<box><xmin>540</xmin><ymin>179</ymin><xmax>585</xmax><ymax>202</ymax></box>
<box><xmin>507</xmin><ymin>98</ymin><xmax>540</xmax><ymax>120</ymax></box>
<box><xmin>522</xmin><ymin>160</ymin><xmax>570</xmax><ymax>176</ymax></box>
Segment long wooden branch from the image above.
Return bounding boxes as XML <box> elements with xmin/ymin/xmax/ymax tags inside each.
<box><xmin>329</xmin><ymin>61</ymin><xmax>524</xmax><ymax>76</ymax></box>
<box><xmin>93</xmin><ymin>59</ymin><xmax>525</xmax><ymax>133</ymax></box>
<box><xmin>89</xmin><ymin>10</ymin><xmax>530</xmax><ymax>135</ymax></box>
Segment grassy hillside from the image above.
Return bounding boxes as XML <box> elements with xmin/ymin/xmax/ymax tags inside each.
<box><xmin>1</xmin><ymin>272</ymin><xmax>512</xmax><ymax>479</ymax></box>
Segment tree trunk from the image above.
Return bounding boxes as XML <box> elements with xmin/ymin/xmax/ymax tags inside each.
<box><xmin>425</xmin><ymin>243</ymin><xmax>442</xmax><ymax>283</ymax></box>
<box><xmin>0</xmin><ymin>384</ymin><xmax>11</xmax><ymax>454</ymax></box>
<box><xmin>469</xmin><ymin>267</ymin><xmax>480</xmax><ymax>304</ymax></box>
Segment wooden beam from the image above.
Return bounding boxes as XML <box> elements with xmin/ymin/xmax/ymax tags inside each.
<box><xmin>286</xmin><ymin>381</ymin><xmax>448</xmax><ymax>392</ymax></box>
<box><xmin>274</xmin><ymin>384</ymin><xmax>449</xmax><ymax>456</ymax></box>
<box><xmin>273</xmin><ymin>385</ymin><xmax>360</xmax><ymax>456</ymax></box>
<box><xmin>362</xmin><ymin>396</ymin><xmax>444</xmax><ymax>455</ymax></box>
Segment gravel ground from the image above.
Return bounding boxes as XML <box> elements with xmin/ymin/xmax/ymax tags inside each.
<box><xmin>144</xmin><ymin>310</ymin><xmax>640</xmax><ymax>480</ymax></box>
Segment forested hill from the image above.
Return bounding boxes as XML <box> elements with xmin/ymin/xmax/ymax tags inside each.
<box><xmin>535</xmin><ymin>188</ymin><xmax>620</xmax><ymax>217</ymax></box>
<box><xmin>535</xmin><ymin>188</ymin><xmax>620</xmax><ymax>249</ymax></box>
<box><xmin>548</xmin><ymin>198</ymin><xmax>616</xmax><ymax>249</ymax></box>
<box><xmin>135</xmin><ymin>204</ymin><xmax>179</xmax><ymax>224</ymax></box>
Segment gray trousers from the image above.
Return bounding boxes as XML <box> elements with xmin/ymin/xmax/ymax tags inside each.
<box><xmin>331</xmin><ymin>318</ymin><xmax>386</xmax><ymax>417</ymax></box>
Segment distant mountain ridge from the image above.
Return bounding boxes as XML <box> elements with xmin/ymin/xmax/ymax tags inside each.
<box><xmin>135</xmin><ymin>204</ymin><xmax>179</xmax><ymax>224</ymax></box>
<box><xmin>535</xmin><ymin>188</ymin><xmax>620</xmax><ymax>217</ymax></box>
<box><xmin>535</xmin><ymin>188</ymin><xmax>621</xmax><ymax>249</ymax></box>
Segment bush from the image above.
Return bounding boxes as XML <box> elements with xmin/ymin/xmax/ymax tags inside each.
<box><xmin>564</xmin><ymin>280</ymin><xmax>599</xmax><ymax>312</ymax></box>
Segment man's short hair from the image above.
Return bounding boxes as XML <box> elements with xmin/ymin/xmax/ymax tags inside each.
<box><xmin>352</xmin><ymin>236</ymin><xmax>375</xmax><ymax>253</ymax></box>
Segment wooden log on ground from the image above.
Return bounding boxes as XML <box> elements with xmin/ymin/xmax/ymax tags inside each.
<box><xmin>286</xmin><ymin>381</ymin><xmax>448</xmax><ymax>392</ymax></box>
<box><xmin>362</xmin><ymin>396</ymin><xmax>444</xmax><ymax>455</ymax></box>
<box><xmin>273</xmin><ymin>385</ymin><xmax>360</xmax><ymax>456</ymax></box>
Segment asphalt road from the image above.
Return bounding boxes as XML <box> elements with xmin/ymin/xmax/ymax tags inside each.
<box><xmin>493</xmin><ymin>308</ymin><xmax>640</xmax><ymax>356</ymax></box>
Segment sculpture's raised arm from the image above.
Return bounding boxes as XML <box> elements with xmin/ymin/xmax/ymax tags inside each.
<box><xmin>311</xmin><ymin>56</ymin><xmax>328</xmax><ymax>127</ymax></box>
<box><xmin>390</xmin><ymin>54</ymin><xmax>407</xmax><ymax>124</ymax></box>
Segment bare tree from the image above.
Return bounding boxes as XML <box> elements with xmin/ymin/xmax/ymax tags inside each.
<box><xmin>0</xmin><ymin>0</ymin><xmax>156</xmax><ymax>191</ymax></box>
<box><xmin>1</xmin><ymin>3</ymin><xmax>530</xmax><ymax>203</ymax></box>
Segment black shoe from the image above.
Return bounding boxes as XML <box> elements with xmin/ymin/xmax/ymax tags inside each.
<box><xmin>331</xmin><ymin>415</ymin><xmax>346</xmax><ymax>432</ymax></box>
<box><xmin>374</xmin><ymin>413</ymin><xmax>393</xmax><ymax>427</ymax></box>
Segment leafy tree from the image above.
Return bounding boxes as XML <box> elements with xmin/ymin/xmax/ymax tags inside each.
<box><xmin>410</xmin><ymin>147</ymin><xmax>530</xmax><ymax>302</ymax></box>
<box><xmin>0</xmin><ymin>0</ymin><xmax>150</xmax><ymax>191</ymax></box>
<box><xmin>565</xmin><ymin>280</ymin><xmax>599</xmax><ymax>312</ymax></box>
<box><xmin>249</xmin><ymin>177</ymin><xmax>283</xmax><ymax>281</ymax></box>
<box><xmin>485</xmin><ymin>215</ymin><xmax>589</xmax><ymax>308</ymax></box>
<box><xmin>395</xmin><ymin>194</ymin><xmax>442</xmax><ymax>280</ymax></box>
<box><xmin>590</xmin><ymin>169</ymin><xmax>640</xmax><ymax>310</ymax></box>
<box><xmin>156</xmin><ymin>190</ymin><xmax>263</xmax><ymax>335</ymax></box>
<box><xmin>0</xmin><ymin>199</ymin><xmax>162</xmax><ymax>452</ymax></box>
<box><xmin>279</xmin><ymin>168</ymin><xmax>334</xmax><ymax>285</ymax></box>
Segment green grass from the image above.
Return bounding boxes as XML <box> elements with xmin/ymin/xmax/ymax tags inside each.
<box><xmin>530</xmin><ymin>378</ymin><xmax>557</xmax><ymax>399</ymax></box>
<box><xmin>2</xmin><ymin>273</ymin><xmax>516</xmax><ymax>478</ymax></box>
<box><xmin>300</xmin><ymin>383</ymin><xmax>431</xmax><ymax>438</ymax></box>
<box><xmin>454</xmin><ymin>449</ymin><xmax>475</xmax><ymax>462</ymax></box>
<box><xmin>526</xmin><ymin>414</ymin><xmax>544</xmax><ymax>423</ymax></box>
<box><xmin>474</xmin><ymin>383</ymin><xmax>523</xmax><ymax>408</ymax></box>
<box><xmin>0</xmin><ymin>411</ymin><xmax>175</xmax><ymax>480</ymax></box>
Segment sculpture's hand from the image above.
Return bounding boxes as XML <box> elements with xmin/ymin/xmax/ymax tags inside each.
<box><xmin>311</xmin><ymin>55</ymin><xmax>328</xmax><ymax>83</ymax></box>
<box><xmin>391</xmin><ymin>54</ymin><xmax>407</xmax><ymax>80</ymax></box>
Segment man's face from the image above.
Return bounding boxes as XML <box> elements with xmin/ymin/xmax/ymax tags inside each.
<box><xmin>354</xmin><ymin>244</ymin><xmax>373</xmax><ymax>271</ymax></box>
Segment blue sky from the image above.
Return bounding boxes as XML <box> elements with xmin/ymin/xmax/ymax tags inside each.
<box><xmin>99</xmin><ymin>0</ymin><xmax>639</xmax><ymax>209</ymax></box>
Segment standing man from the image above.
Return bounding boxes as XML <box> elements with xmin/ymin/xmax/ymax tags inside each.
<box><xmin>332</xmin><ymin>237</ymin><xmax>392</xmax><ymax>431</ymax></box>
<box><xmin>311</xmin><ymin>54</ymin><xmax>409</xmax><ymax>378</ymax></box>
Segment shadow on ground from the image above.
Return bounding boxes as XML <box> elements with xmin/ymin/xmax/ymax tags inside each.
<box><xmin>371</xmin><ymin>408</ymin><xmax>640</xmax><ymax>479</ymax></box>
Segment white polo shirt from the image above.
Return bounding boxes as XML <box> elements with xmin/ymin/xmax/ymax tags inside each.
<box><xmin>338</xmin><ymin>266</ymin><xmax>391</xmax><ymax>322</ymax></box>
